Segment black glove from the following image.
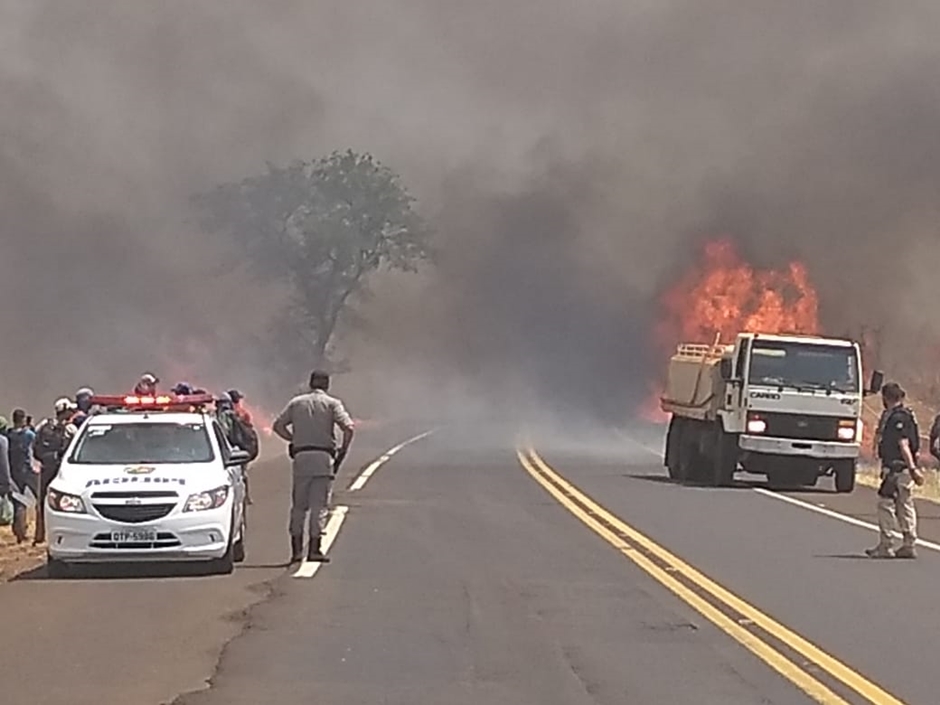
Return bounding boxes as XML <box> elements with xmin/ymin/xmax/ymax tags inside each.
<box><xmin>332</xmin><ymin>448</ymin><xmax>348</xmax><ymax>474</ymax></box>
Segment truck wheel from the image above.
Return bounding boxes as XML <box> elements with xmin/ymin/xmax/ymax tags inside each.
<box><xmin>665</xmin><ymin>417</ymin><xmax>682</xmax><ymax>480</ymax></box>
<box><xmin>711</xmin><ymin>429</ymin><xmax>738</xmax><ymax>487</ymax></box>
<box><xmin>677</xmin><ymin>421</ymin><xmax>703</xmax><ymax>484</ymax></box>
<box><xmin>834</xmin><ymin>460</ymin><xmax>856</xmax><ymax>493</ymax></box>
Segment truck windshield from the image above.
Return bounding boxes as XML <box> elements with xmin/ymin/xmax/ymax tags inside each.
<box><xmin>70</xmin><ymin>422</ymin><xmax>215</xmax><ymax>464</ymax></box>
<box><xmin>748</xmin><ymin>341</ymin><xmax>859</xmax><ymax>393</ymax></box>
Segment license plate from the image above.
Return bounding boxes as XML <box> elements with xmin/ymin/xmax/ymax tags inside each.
<box><xmin>111</xmin><ymin>530</ymin><xmax>158</xmax><ymax>543</ymax></box>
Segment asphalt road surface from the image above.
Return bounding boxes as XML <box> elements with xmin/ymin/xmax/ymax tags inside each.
<box><xmin>3</xmin><ymin>421</ymin><xmax>940</xmax><ymax>704</ymax></box>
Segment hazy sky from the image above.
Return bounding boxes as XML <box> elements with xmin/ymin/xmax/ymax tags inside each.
<box><xmin>2</xmin><ymin>1</ymin><xmax>939</xmax><ymax>419</ymax></box>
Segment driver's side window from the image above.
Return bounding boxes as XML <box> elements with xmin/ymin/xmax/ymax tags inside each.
<box><xmin>735</xmin><ymin>340</ymin><xmax>749</xmax><ymax>380</ymax></box>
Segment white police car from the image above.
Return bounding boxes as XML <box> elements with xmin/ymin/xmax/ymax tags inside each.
<box><xmin>45</xmin><ymin>393</ymin><xmax>249</xmax><ymax>577</ymax></box>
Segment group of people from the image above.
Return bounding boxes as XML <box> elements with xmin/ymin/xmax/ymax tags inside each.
<box><xmin>0</xmin><ymin>392</ymin><xmax>90</xmax><ymax>544</ymax></box>
<box><xmin>0</xmin><ymin>373</ymin><xmax>262</xmax><ymax>545</ymax></box>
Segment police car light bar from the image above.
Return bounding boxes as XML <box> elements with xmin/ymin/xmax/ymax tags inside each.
<box><xmin>90</xmin><ymin>393</ymin><xmax>216</xmax><ymax>410</ymax></box>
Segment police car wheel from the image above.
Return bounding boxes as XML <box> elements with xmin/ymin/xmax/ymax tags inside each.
<box><xmin>233</xmin><ymin>516</ymin><xmax>246</xmax><ymax>564</ymax></box>
<box><xmin>46</xmin><ymin>557</ymin><xmax>70</xmax><ymax>579</ymax></box>
<box><xmin>209</xmin><ymin>510</ymin><xmax>237</xmax><ymax>574</ymax></box>
<box><xmin>211</xmin><ymin>542</ymin><xmax>235</xmax><ymax>574</ymax></box>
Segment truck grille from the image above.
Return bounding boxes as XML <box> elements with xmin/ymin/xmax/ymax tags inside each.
<box><xmin>755</xmin><ymin>412</ymin><xmax>850</xmax><ymax>442</ymax></box>
<box><xmin>93</xmin><ymin>503</ymin><xmax>175</xmax><ymax>523</ymax></box>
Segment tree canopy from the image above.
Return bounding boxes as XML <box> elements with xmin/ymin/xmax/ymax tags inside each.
<box><xmin>194</xmin><ymin>150</ymin><xmax>432</xmax><ymax>373</ymax></box>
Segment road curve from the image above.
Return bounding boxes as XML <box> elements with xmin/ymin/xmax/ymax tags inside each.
<box><xmin>3</xmin><ymin>422</ymin><xmax>940</xmax><ymax>704</ymax></box>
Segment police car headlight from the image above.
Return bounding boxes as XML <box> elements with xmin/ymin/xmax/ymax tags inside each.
<box><xmin>183</xmin><ymin>485</ymin><xmax>230</xmax><ymax>512</ymax></box>
<box><xmin>47</xmin><ymin>489</ymin><xmax>87</xmax><ymax>514</ymax></box>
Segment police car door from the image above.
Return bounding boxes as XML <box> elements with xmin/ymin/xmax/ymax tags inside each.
<box><xmin>211</xmin><ymin>421</ymin><xmax>246</xmax><ymax>520</ymax></box>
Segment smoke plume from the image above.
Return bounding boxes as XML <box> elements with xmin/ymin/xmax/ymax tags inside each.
<box><xmin>2</xmin><ymin>1</ymin><xmax>940</xmax><ymax>422</ymax></box>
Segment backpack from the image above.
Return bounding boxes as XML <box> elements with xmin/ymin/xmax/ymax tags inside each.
<box><xmin>230</xmin><ymin>415</ymin><xmax>259</xmax><ymax>461</ymax></box>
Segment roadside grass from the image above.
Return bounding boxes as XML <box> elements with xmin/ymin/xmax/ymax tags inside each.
<box><xmin>0</xmin><ymin>508</ymin><xmax>45</xmax><ymax>581</ymax></box>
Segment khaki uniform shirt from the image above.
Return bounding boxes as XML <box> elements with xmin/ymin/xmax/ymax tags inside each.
<box><xmin>274</xmin><ymin>390</ymin><xmax>354</xmax><ymax>476</ymax></box>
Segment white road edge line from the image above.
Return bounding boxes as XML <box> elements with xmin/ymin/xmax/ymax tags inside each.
<box><xmin>617</xmin><ymin>428</ymin><xmax>940</xmax><ymax>553</ymax></box>
<box><xmin>751</xmin><ymin>488</ymin><xmax>940</xmax><ymax>552</ymax></box>
<box><xmin>347</xmin><ymin>429</ymin><xmax>437</xmax><ymax>492</ymax></box>
<box><xmin>293</xmin><ymin>505</ymin><xmax>349</xmax><ymax>579</ymax></box>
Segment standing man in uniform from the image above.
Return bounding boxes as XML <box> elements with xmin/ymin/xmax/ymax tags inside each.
<box><xmin>33</xmin><ymin>398</ymin><xmax>78</xmax><ymax>545</ymax></box>
<box><xmin>272</xmin><ymin>370</ymin><xmax>355</xmax><ymax>564</ymax></box>
<box><xmin>866</xmin><ymin>382</ymin><xmax>924</xmax><ymax>559</ymax></box>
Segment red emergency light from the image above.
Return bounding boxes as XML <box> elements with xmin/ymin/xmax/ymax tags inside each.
<box><xmin>90</xmin><ymin>393</ymin><xmax>216</xmax><ymax>411</ymax></box>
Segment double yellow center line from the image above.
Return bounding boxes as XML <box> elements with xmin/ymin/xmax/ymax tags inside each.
<box><xmin>517</xmin><ymin>447</ymin><xmax>905</xmax><ymax>705</ymax></box>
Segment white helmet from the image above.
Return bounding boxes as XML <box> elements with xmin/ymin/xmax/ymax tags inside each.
<box><xmin>54</xmin><ymin>397</ymin><xmax>76</xmax><ymax>413</ymax></box>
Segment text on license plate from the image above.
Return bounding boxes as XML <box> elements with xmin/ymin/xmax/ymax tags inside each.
<box><xmin>111</xmin><ymin>530</ymin><xmax>158</xmax><ymax>543</ymax></box>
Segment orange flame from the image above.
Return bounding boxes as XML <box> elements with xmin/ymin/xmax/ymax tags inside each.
<box><xmin>241</xmin><ymin>401</ymin><xmax>275</xmax><ymax>437</ymax></box>
<box><xmin>639</xmin><ymin>238</ymin><xmax>821</xmax><ymax>424</ymax></box>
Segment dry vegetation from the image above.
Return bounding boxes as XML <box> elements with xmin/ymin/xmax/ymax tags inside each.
<box><xmin>0</xmin><ymin>508</ymin><xmax>45</xmax><ymax>581</ymax></box>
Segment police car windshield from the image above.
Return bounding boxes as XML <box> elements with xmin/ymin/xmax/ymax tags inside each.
<box><xmin>748</xmin><ymin>342</ymin><xmax>859</xmax><ymax>393</ymax></box>
<box><xmin>70</xmin><ymin>422</ymin><xmax>215</xmax><ymax>464</ymax></box>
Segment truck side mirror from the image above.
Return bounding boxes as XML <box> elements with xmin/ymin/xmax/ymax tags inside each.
<box><xmin>867</xmin><ymin>369</ymin><xmax>884</xmax><ymax>396</ymax></box>
<box><xmin>719</xmin><ymin>358</ymin><xmax>733</xmax><ymax>381</ymax></box>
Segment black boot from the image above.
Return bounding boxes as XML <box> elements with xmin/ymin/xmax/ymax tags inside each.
<box><xmin>289</xmin><ymin>535</ymin><xmax>304</xmax><ymax>564</ymax></box>
<box><xmin>307</xmin><ymin>535</ymin><xmax>330</xmax><ymax>563</ymax></box>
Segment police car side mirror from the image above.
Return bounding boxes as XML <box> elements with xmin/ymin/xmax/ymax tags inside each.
<box><xmin>865</xmin><ymin>369</ymin><xmax>884</xmax><ymax>396</ymax></box>
<box><xmin>226</xmin><ymin>448</ymin><xmax>251</xmax><ymax>466</ymax></box>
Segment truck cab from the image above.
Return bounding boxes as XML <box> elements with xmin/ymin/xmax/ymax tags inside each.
<box><xmin>661</xmin><ymin>332</ymin><xmax>882</xmax><ymax>491</ymax></box>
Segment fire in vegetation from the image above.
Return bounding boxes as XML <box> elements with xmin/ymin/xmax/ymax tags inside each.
<box><xmin>638</xmin><ymin>238</ymin><xmax>821</xmax><ymax>424</ymax></box>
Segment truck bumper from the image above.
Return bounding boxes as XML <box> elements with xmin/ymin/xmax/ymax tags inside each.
<box><xmin>739</xmin><ymin>435</ymin><xmax>859</xmax><ymax>460</ymax></box>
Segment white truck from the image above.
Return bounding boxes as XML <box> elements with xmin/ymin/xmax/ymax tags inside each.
<box><xmin>660</xmin><ymin>332</ymin><xmax>883</xmax><ymax>492</ymax></box>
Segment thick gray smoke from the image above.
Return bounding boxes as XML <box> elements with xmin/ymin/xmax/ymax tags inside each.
<box><xmin>2</xmin><ymin>1</ymin><xmax>940</xmax><ymax>423</ymax></box>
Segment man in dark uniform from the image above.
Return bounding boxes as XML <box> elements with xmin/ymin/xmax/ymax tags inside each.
<box><xmin>866</xmin><ymin>382</ymin><xmax>924</xmax><ymax>558</ymax></box>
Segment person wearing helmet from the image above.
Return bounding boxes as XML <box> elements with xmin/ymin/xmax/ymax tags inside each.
<box><xmin>134</xmin><ymin>373</ymin><xmax>159</xmax><ymax>396</ymax></box>
<box><xmin>70</xmin><ymin>387</ymin><xmax>100</xmax><ymax>427</ymax></box>
<box><xmin>227</xmin><ymin>389</ymin><xmax>253</xmax><ymax>425</ymax></box>
<box><xmin>225</xmin><ymin>389</ymin><xmax>258</xmax><ymax>505</ymax></box>
<box><xmin>33</xmin><ymin>398</ymin><xmax>78</xmax><ymax>545</ymax></box>
<box><xmin>171</xmin><ymin>382</ymin><xmax>194</xmax><ymax>396</ymax></box>
<box><xmin>215</xmin><ymin>392</ymin><xmax>237</xmax><ymax>442</ymax></box>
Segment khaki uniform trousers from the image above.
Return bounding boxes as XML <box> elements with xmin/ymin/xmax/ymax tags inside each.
<box><xmin>877</xmin><ymin>467</ymin><xmax>917</xmax><ymax>548</ymax></box>
<box><xmin>289</xmin><ymin>451</ymin><xmax>334</xmax><ymax>539</ymax></box>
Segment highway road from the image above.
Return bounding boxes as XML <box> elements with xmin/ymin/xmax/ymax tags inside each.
<box><xmin>3</xmin><ymin>420</ymin><xmax>940</xmax><ymax>704</ymax></box>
